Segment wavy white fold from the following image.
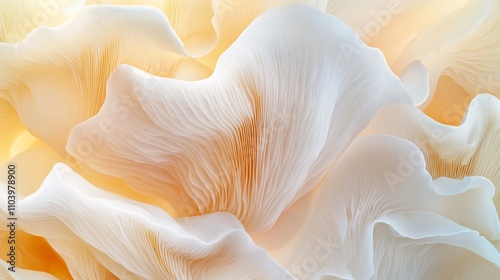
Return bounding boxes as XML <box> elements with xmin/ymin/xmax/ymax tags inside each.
<box><xmin>253</xmin><ymin>135</ymin><xmax>500</xmax><ymax>279</ymax></box>
<box><xmin>395</xmin><ymin>0</ymin><xmax>500</xmax><ymax>98</ymax></box>
<box><xmin>67</xmin><ymin>5</ymin><xmax>428</xmax><ymax>231</ymax></box>
<box><xmin>324</xmin><ymin>0</ymin><xmax>499</xmax><ymax>106</ymax></box>
<box><xmin>15</xmin><ymin>163</ymin><xmax>292</xmax><ymax>280</ymax></box>
<box><xmin>0</xmin><ymin>5</ymin><xmax>210</xmax><ymax>155</ymax></box>
<box><xmin>364</xmin><ymin>94</ymin><xmax>500</xmax><ymax>211</ymax></box>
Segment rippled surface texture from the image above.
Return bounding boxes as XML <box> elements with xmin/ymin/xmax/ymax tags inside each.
<box><xmin>1</xmin><ymin>1</ymin><xmax>499</xmax><ymax>279</ymax></box>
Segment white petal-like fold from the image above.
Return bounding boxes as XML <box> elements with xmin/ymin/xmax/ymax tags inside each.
<box><xmin>0</xmin><ymin>5</ymin><xmax>201</xmax><ymax>155</ymax></box>
<box><xmin>364</xmin><ymin>94</ymin><xmax>500</xmax><ymax>211</ymax></box>
<box><xmin>255</xmin><ymin>135</ymin><xmax>500</xmax><ymax>279</ymax></box>
<box><xmin>67</xmin><ymin>5</ymin><xmax>427</xmax><ymax>231</ymax></box>
<box><xmin>353</xmin><ymin>0</ymin><xmax>498</xmax><ymax>103</ymax></box>
<box><xmin>326</xmin><ymin>0</ymin><xmax>499</xmax><ymax>105</ymax></box>
<box><xmin>395</xmin><ymin>0</ymin><xmax>500</xmax><ymax>98</ymax></box>
<box><xmin>16</xmin><ymin>163</ymin><xmax>292</xmax><ymax>280</ymax></box>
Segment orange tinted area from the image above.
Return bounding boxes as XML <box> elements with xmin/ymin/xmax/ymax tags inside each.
<box><xmin>424</xmin><ymin>75</ymin><xmax>473</xmax><ymax>126</ymax></box>
<box><xmin>0</xmin><ymin>230</ymin><xmax>72</xmax><ymax>279</ymax></box>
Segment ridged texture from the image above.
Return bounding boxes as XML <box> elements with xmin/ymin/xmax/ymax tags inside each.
<box><xmin>15</xmin><ymin>163</ymin><xmax>292</xmax><ymax>280</ymax></box>
<box><xmin>0</xmin><ymin>5</ymin><xmax>209</xmax><ymax>155</ymax></box>
<box><xmin>77</xmin><ymin>0</ymin><xmax>500</xmax><ymax>118</ymax></box>
<box><xmin>442</xmin><ymin>1</ymin><xmax>500</xmax><ymax>97</ymax></box>
<box><xmin>67</xmin><ymin>5</ymin><xmax>428</xmax><ymax>232</ymax></box>
<box><xmin>363</xmin><ymin>0</ymin><xmax>499</xmax><ymax>107</ymax></box>
<box><xmin>83</xmin><ymin>0</ymin><xmax>330</xmax><ymax>68</ymax></box>
<box><xmin>1</xmin><ymin>2</ymin><xmax>497</xmax><ymax>279</ymax></box>
<box><xmin>85</xmin><ymin>0</ymin><xmax>216</xmax><ymax>57</ymax></box>
<box><xmin>0</xmin><ymin>6</ymin><xmax>208</xmax><ymax>275</ymax></box>
<box><xmin>2</xmin><ymin>1</ymin><xmax>497</xmax><ymax>158</ymax></box>
<box><xmin>324</xmin><ymin>0</ymin><xmax>500</xmax><ymax>110</ymax></box>
<box><xmin>254</xmin><ymin>135</ymin><xmax>500</xmax><ymax>279</ymax></box>
<box><xmin>364</xmin><ymin>94</ymin><xmax>500</xmax><ymax>212</ymax></box>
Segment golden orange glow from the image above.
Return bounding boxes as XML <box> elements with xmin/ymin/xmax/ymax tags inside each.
<box><xmin>424</xmin><ymin>75</ymin><xmax>473</xmax><ymax>126</ymax></box>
